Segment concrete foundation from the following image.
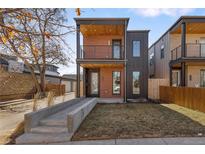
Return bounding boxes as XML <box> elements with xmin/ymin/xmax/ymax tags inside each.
<box><xmin>67</xmin><ymin>98</ymin><xmax>97</xmax><ymax>133</ymax></box>
<box><xmin>24</xmin><ymin>98</ymin><xmax>83</xmax><ymax>133</ymax></box>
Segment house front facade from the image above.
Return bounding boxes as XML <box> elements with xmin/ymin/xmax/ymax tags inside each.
<box><xmin>149</xmin><ymin>16</ymin><xmax>205</xmax><ymax>88</ymax></box>
<box><xmin>75</xmin><ymin>18</ymin><xmax>149</xmax><ymax>101</ymax></box>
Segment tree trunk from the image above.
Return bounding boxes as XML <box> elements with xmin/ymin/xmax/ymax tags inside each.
<box><xmin>40</xmin><ymin>69</ymin><xmax>46</xmax><ymax>96</ymax></box>
<box><xmin>30</xmin><ymin>70</ymin><xmax>41</xmax><ymax>93</ymax></box>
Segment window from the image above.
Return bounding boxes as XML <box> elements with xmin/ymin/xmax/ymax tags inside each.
<box><xmin>172</xmin><ymin>70</ymin><xmax>180</xmax><ymax>87</ymax></box>
<box><xmin>133</xmin><ymin>41</ymin><xmax>140</xmax><ymax>57</ymax></box>
<box><xmin>133</xmin><ymin>71</ymin><xmax>140</xmax><ymax>94</ymax></box>
<box><xmin>112</xmin><ymin>40</ymin><xmax>121</xmax><ymax>59</ymax></box>
<box><xmin>200</xmin><ymin>70</ymin><xmax>205</xmax><ymax>87</ymax></box>
<box><xmin>112</xmin><ymin>71</ymin><xmax>121</xmax><ymax>94</ymax></box>
<box><xmin>160</xmin><ymin>45</ymin><xmax>165</xmax><ymax>59</ymax></box>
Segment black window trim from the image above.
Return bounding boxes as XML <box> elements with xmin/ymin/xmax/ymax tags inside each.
<box><xmin>160</xmin><ymin>44</ymin><xmax>165</xmax><ymax>59</ymax></box>
<box><xmin>132</xmin><ymin>71</ymin><xmax>140</xmax><ymax>95</ymax></box>
<box><xmin>132</xmin><ymin>40</ymin><xmax>141</xmax><ymax>57</ymax></box>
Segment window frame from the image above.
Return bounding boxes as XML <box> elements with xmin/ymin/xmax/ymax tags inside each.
<box><xmin>132</xmin><ymin>71</ymin><xmax>140</xmax><ymax>95</ymax></box>
<box><xmin>112</xmin><ymin>39</ymin><xmax>122</xmax><ymax>59</ymax></box>
<box><xmin>200</xmin><ymin>69</ymin><xmax>205</xmax><ymax>87</ymax></box>
<box><xmin>112</xmin><ymin>71</ymin><xmax>121</xmax><ymax>95</ymax></box>
<box><xmin>132</xmin><ymin>40</ymin><xmax>141</xmax><ymax>57</ymax></box>
<box><xmin>160</xmin><ymin>44</ymin><xmax>165</xmax><ymax>59</ymax></box>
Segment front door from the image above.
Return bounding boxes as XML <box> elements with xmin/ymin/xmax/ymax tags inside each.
<box><xmin>200</xmin><ymin>38</ymin><xmax>205</xmax><ymax>57</ymax></box>
<box><xmin>87</xmin><ymin>69</ymin><xmax>99</xmax><ymax>97</ymax></box>
<box><xmin>112</xmin><ymin>40</ymin><xmax>121</xmax><ymax>59</ymax></box>
<box><xmin>172</xmin><ymin>70</ymin><xmax>180</xmax><ymax>87</ymax></box>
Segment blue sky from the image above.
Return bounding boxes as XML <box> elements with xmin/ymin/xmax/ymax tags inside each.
<box><xmin>59</xmin><ymin>8</ymin><xmax>205</xmax><ymax>75</ymax></box>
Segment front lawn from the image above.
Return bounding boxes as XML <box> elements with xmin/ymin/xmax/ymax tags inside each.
<box><xmin>72</xmin><ymin>103</ymin><xmax>205</xmax><ymax>141</ymax></box>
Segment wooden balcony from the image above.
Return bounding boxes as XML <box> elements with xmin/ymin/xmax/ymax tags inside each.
<box><xmin>171</xmin><ymin>43</ymin><xmax>205</xmax><ymax>61</ymax></box>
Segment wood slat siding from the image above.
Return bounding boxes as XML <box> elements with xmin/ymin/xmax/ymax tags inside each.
<box><xmin>45</xmin><ymin>84</ymin><xmax>65</xmax><ymax>96</ymax></box>
<box><xmin>160</xmin><ymin>86</ymin><xmax>205</xmax><ymax>113</ymax></box>
<box><xmin>148</xmin><ymin>79</ymin><xmax>169</xmax><ymax>100</ymax></box>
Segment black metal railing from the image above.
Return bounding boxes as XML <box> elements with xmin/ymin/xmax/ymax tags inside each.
<box><xmin>79</xmin><ymin>45</ymin><xmax>125</xmax><ymax>60</ymax></box>
<box><xmin>171</xmin><ymin>43</ymin><xmax>205</xmax><ymax>60</ymax></box>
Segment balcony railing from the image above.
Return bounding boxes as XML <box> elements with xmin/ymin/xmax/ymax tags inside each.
<box><xmin>171</xmin><ymin>43</ymin><xmax>205</xmax><ymax>60</ymax></box>
<box><xmin>79</xmin><ymin>45</ymin><xmax>124</xmax><ymax>60</ymax></box>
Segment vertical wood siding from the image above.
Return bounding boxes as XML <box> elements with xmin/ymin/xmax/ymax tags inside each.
<box><xmin>160</xmin><ymin>86</ymin><xmax>205</xmax><ymax>113</ymax></box>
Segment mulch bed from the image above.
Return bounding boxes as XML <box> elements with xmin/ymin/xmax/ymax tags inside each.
<box><xmin>72</xmin><ymin>103</ymin><xmax>205</xmax><ymax>141</ymax></box>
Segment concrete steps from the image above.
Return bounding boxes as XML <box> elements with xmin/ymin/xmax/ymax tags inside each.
<box><xmin>30</xmin><ymin>126</ymin><xmax>68</xmax><ymax>134</ymax></box>
<box><xmin>39</xmin><ymin>119</ymin><xmax>66</xmax><ymax>127</ymax></box>
<box><xmin>16</xmin><ymin>133</ymin><xmax>73</xmax><ymax>144</ymax></box>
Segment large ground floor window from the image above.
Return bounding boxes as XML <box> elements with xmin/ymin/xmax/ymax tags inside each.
<box><xmin>200</xmin><ymin>69</ymin><xmax>205</xmax><ymax>87</ymax></box>
<box><xmin>172</xmin><ymin>70</ymin><xmax>180</xmax><ymax>87</ymax></box>
<box><xmin>112</xmin><ymin>71</ymin><xmax>121</xmax><ymax>94</ymax></box>
<box><xmin>133</xmin><ymin>71</ymin><xmax>140</xmax><ymax>94</ymax></box>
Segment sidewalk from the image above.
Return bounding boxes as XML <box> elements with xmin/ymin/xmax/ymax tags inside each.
<box><xmin>52</xmin><ymin>137</ymin><xmax>205</xmax><ymax>145</ymax></box>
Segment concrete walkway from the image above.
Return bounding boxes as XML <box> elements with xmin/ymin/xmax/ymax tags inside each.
<box><xmin>0</xmin><ymin>92</ymin><xmax>75</xmax><ymax>144</ymax></box>
<box><xmin>51</xmin><ymin>137</ymin><xmax>205</xmax><ymax>145</ymax></box>
<box><xmin>16</xmin><ymin>98</ymin><xmax>97</xmax><ymax>144</ymax></box>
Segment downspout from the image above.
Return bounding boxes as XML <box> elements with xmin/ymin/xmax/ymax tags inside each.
<box><xmin>181</xmin><ymin>22</ymin><xmax>186</xmax><ymax>87</ymax></box>
<box><xmin>76</xmin><ymin>24</ymin><xmax>81</xmax><ymax>97</ymax></box>
<box><xmin>124</xmin><ymin>20</ymin><xmax>127</xmax><ymax>103</ymax></box>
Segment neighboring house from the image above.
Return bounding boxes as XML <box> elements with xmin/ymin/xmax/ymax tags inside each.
<box><xmin>61</xmin><ymin>74</ymin><xmax>79</xmax><ymax>93</ymax></box>
<box><xmin>0</xmin><ymin>54</ymin><xmax>76</xmax><ymax>102</ymax></box>
<box><xmin>75</xmin><ymin>18</ymin><xmax>149</xmax><ymax>101</ymax></box>
<box><xmin>0</xmin><ymin>53</ymin><xmax>18</xmax><ymax>71</ymax></box>
<box><xmin>0</xmin><ymin>57</ymin><xmax>9</xmax><ymax>71</ymax></box>
<box><xmin>24</xmin><ymin>64</ymin><xmax>60</xmax><ymax>76</ymax></box>
<box><xmin>0</xmin><ymin>53</ymin><xmax>77</xmax><ymax>99</ymax></box>
<box><xmin>149</xmin><ymin>16</ymin><xmax>205</xmax><ymax>88</ymax></box>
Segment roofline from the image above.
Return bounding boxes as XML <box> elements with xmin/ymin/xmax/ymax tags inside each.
<box><xmin>74</xmin><ymin>17</ymin><xmax>129</xmax><ymax>26</ymax></box>
<box><xmin>149</xmin><ymin>16</ymin><xmax>205</xmax><ymax>50</ymax></box>
<box><xmin>127</xmin><ymin>30</ymin><xmax>150</xmax><ymax>33</ymax></box>
<box><xmin>74</xmin><ymin>17</ymin><xmax>129</xmax><ymax>21</ymax></box>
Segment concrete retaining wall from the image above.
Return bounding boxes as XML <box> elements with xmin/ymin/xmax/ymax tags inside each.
<box><xmin>24</xmin><ymin>98</ymin><xmax>83</xmax><ymax>133</ymax></box>
<box><xmin>67</xmin><ymin>98</ymin><xmax>97</xmax><ymax>133</ymax></box>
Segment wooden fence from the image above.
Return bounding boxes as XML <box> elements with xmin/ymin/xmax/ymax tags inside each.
<box><xmin>45</xmin><ymin>84</ymin><xmax>65</xmax><ymax>96</ymax></box>
<box><xmin>160</xmin><ymin>86</ymin><xmax>205</xmax><ymax>113</ymax></box>
<box><xmin>148</xmin><ymin>79</ymin><xmax>169</xmax><ymax>100</ymax></box>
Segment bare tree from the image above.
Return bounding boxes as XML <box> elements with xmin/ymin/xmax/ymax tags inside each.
<box><xmin>0</xmin><ymin>8</ymin><xmax>77</xmax><ymax>96</ymax></box>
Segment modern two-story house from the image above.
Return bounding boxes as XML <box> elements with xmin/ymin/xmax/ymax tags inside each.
<box><xmin>149</xmin><ymin>16</ymin><xmax>205</xmax><ymax>88</ymax></box>
<box><xmin>75</xmin><ymin>18</ymin><xmax>149</xmax><ymax>101</ymax></box>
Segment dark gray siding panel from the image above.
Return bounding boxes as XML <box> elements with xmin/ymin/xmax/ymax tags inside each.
<box><xmin>126</xmin><ymin>31</ymin><xmax>148</xmax><ymax>99</ymax></box>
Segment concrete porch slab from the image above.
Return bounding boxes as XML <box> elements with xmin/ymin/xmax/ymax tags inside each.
<box><xmin>97</xmin><ymin>98</ymin><xmax>124</xmax><ymax>104</ymax></box>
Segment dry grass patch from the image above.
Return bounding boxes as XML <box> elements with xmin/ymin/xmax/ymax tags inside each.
<box><xmin>162</xmin><ymin>104</ymin><xmax>205</xmax><ymax>126</ymax></box>
<box><xmin>0</xmin><ymin>121</ymin><xmax>25</xmax><ymax>145</ymax></box>
<box><xmin>72</xmin><ymin>103</ymin><xmax>205</xmax><ymax>141</ymax></box>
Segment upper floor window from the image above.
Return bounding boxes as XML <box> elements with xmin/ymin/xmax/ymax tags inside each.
<box><xmin>112</xmin><ymin>40</ymin><xmax>121</xmax><ymax>59</ymax></box>
<box><xmin>160</xmin><ymin>45</ymin><xmax>165</xmax><ymax>59</ymax></box>
<box><xmin>132</xmin><ymin>41</ymin><xmax>140</xmax><ymax>57</ymax></box>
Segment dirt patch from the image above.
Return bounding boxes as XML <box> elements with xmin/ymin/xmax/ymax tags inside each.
<box><xmin>72</xmin><ymin>103</ymin><xmax>205</xmax><ymax>141</ymax></box>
